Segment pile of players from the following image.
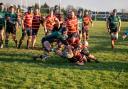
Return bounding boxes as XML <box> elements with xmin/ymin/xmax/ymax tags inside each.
<box><xmin>32</xmin><ymin>6</ymin><xmax>99</xmax><ymax>65</ymax></box>
<box><xmin>2</xmin><ymin>2</ymin><xmax>127</xmax><ymax>65</ymax></box>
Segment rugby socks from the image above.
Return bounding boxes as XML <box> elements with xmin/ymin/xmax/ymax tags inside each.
<box><xmin>18</xmin><ymin>40</ymin><xmax>22</xmax><ymax>48</ymax></box>
<box><xmin>0</xmin><ymin>40</ymin><xmax>3</xmax><ymax>48</ymax></box>
<box><xmin>27</xmin><ymin>40</ymin><xmax>31</xmax><ymax>49</ymax></box>
<box><xmin>14</xmin><ymin>39</ymin><xmax>18</xmax><ymax>47</ymax></box>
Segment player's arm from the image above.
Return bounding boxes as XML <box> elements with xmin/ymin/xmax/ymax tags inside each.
<box><xmin>55</xmin><ymin>17</ymin><xmax>60</xmax><ymax>29</ymax></box>
<box><xmin>76</xmin><ymin>20</ymin><xmax>79</xmax><ymax>34</ymax></box>
<box><xmin>15</xmin><ymin>14</ymin><xmax>19</xmax><ymax>30</ymax></box>
<box><xmin>43</xmin><ymin>18</ymin><xmax>48</xmax><ymax>35</ymax></box>
<box><xmin>90</xmin><ymin>17</ymin><xmax>93</xmax><ymax>27</ymax></box>
<box><xmin>21</xmin><ymin>14</ymin><xmax>25</xmax><ymax>30</ymax></box>
<box><xmin>40</xmin><ymin>15</ymin><xmax>45</xmax><ymax>26</ymax></box>
<box><xmin>106</xmin><ymin>18</ymin><xmax>110</xmax><ymax>32</ymax></box>
<box><xmin>118</xmin><ymin>17</ymin><xmax>121</xmax><ymax>32</ymax></box>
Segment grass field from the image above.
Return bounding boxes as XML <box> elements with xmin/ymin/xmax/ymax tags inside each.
<box><xmin>0</xmin><ymin>21</ymin><xmax>128</xmax><ymax>89</ymax></box>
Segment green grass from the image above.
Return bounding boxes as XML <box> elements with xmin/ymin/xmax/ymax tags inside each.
<box><xmin>0</xmin><ymin>21</ymin><xmax>128</xmax><ymax>89</ymax></box>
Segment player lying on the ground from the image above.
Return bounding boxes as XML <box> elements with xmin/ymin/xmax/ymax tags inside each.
<box><xmin>32</xmin><ymin>27</ymin><xmax>68</xmax><ymax>60</ymax></box>
<box><xmin>56</xmin><ymin>41</ymin><xmax>99</xmax><ymax>65</ymax></box>
<box><xmin>122</xmin><ymin>29</ymin><xmax>128</xmax><ymax>40</ymax></box>
<box><xmin>80</xmin><ymin>41</ymin><xmax>99</xmax><ymax>63</ymax></box>
<box><xmin>41</xmin><ymin>27</ymin><xmax>68</xmax><ymax>52</ymax></box>
<box><xmin>55</xmin><ymin>45</ymin><xmax>87</xmax><ymax>66</ymax></box>
<box><xmin>33</xmin><ymin>38</ymin><xmax>99</xmax><ymax>66</ymax></box>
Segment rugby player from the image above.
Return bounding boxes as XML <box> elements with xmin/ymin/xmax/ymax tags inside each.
<box><xmin>18</xmin><ymin>7</ymin><xmax>33</xmax><ymax>49</ymax></box>
<box><xmin>32</xmin><ymin>8</ymin><xmax>43</xmax><ymax>49</ymax></box>
<box><xmin>0</xmin><ymin>3</ymin><xmax>6</xmax><ymax>48</ymax></box>
<box><xmin>5</xmin><ymin>5</ymin><xmax>18</xmax><ymax>48</ymax></box>
<box><xmin>107</xmin><ymin>9</ymin><xmax>121</xmax><ymax>49</ymax></box>
<box><xmin>44</xmin><ymin>9</ymin><xmax>60</xmax><ymax>35</ymax></box>
<box><xmin>82</xmin><ymin>10</ymin><xmax>93</xmax><ymax>41</ymax></box>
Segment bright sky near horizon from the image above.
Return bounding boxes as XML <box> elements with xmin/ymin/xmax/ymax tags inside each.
<box><xmin>0</xmin><ymin>0</ymin><xmax>128</xmax><ymax>11</ymax></box>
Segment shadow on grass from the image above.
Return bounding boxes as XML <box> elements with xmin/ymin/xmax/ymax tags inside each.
<box><xmin>90</xmin><ymin>45</ymin><xmax>128</xmax><ymax>53</ymax></box>
<box><xmin>90</xmin><ymin>35</ymin><xmax>109</xmax><ymax>40</ymax></box>
<box><xmin>89</xmin><ymin>36</ymin><xmax>128</xmax><ymax>53</ymax></box>
<box><xmin>0</xmin><ymin>54</ymin><xmax>128</xmax><ymax>72</ymax></box>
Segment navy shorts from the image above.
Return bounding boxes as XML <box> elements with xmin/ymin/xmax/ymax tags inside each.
<box><xmin>22</xmin><ymin>28</ymin><xmax>32</xmax><ymax>37</ymax></box>
<box><xmin>32</xmin><ymin>29</ymin><xmax>39</xmax><ymax>36</ymax></box>
<box><xmin>6</xmin><ymin>24</ymin><xmax>16</xmax><ymax>34</ymax></box>
<box><xmin>26</xmin><ymin>28</ymin><xmax>32</xmax><ymax>36</ymax></box>
<box><xmin>0</xmin><ymin>25</ymin><xmax>4</xmax><ymax>30</ymax></box>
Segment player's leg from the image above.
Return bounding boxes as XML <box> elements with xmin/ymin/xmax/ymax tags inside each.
<box><xmin>0</xmin><ymin>26</ymin><xmax>4</xmax><ymax>48</ymax></box>
<box><xmin>86</xmin><ymin>30</ymin><xmax>89</xmax><ymax>40</ymax></box>
<box><xmin>5</xmin><ymin>26</ymin><xmax>11</xmax><ymax>48</ymax></box>
<box><xmin>18</xmin><ymin>30</ymin><xmax>26</xmax><ymax>48</ymax></box>
<box><xmin>32</xmin><ymin>30</ymin><xmax>38</xmax><ymax>48</ymax></box>
<box><xmin>33</xmin><ymin>53</ymin><xmax>49</xmax><ymax>61</ymax></box>
<box><xmin>79</xmin><ymin>30</ymin><xmax>82</xmax><ymax>41</ymax></box>
<box><xmin>5</xmin><ymin>32</ymin><xmax>10</xmax><ymax>48</ymax></box>
<box><xmin>82</xmin><ymin>29</ymin><xmax>87</xmax><ymax>42</ymax></box>
<box><xmin>33</xmin><ymin>41</ymin><xmax>50</xmax><ymax>60</ymax></box>
<box><xmin>43</xmin><ymin>41</ymin><xmax>52</xmax><ymax>52</ymax></box>
<box><xmin>32</xmin><ymin>35</ymin><xmax>36</xmax><ymax>48</ymax></box>
<box><xmin>26</xmin><ymin>28</ymin><xmax>32</xmax><ymax>49</ymax></box>
<box><xmin>87</xmin><ymin>54</ymin><xmax>99</xmax><ymax>63</ymax></box>
<box><xmin>111</xmin><ymin>32</ymin><xmax>118</xmax><ymax>49</ymax></box>
<box><xmin>11</xmin><ymin>26</ymin><xmax>18</xmax><ymax>47</ymax></box>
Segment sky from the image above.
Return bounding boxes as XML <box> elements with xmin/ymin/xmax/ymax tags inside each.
<box><xmin>0</xmin><ymin>0</ymin><xmax>128</xmax><ymax>11</ymax></box>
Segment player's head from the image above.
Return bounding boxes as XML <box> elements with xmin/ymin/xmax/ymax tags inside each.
<box><xmin>27</xmin><ymin>7</ymin><xmax>33</xmax><ymax>13</ymax></box>
<box><xmin>84</xmin><ymin>9</ymin><xmax>89</xmax><ymax>16</ymax></box>
<box><xmin>61</xmin><ymin>27</ymin><xmax>68</xmax><ymax>35</ymax></box>
<box><xmin>82</xmin><ymin>41</ymin><xmax>89</xmax><ymax>47</ymax></box>
<box><xmin>0</xmin><ymin>3</ymin><xmax>4</xmax><ymax>11</ymax></box>
<box><xmin>122</xmin><ymin>31</ymin><xmax>128</xmax><ymax>40</ymax></box>
<box><xmin>17</xmin><ymin>8</ymin><xmax>20</xmax><ymax>13</ymax></box>
<box><xmin>9</xmin><ymin>5</ymin><xmax>15</xmax><ymax>13</ymax></box>
<box><xmin>34</xmin><ymin>8</ymin><xmax>40</xmax><ymax>15</ymax></box>
<box><xmin>67</xmin><ymin>10</ymin><xmax>75</xmax><ymax>19</ymax></box>
<box><xmin>77</xmin><ymin>8</ymin><xmax>83</xmax><ymax>17</ymax></box>
<box><xmin>54</xmin><ymin>5</ymin><xmax>60</xmax><ymax>14</ymax></box>
<box><xmin>112</xmin><ymin>9</ymin><xmax>117</xmax><ymax>16</ymax></box>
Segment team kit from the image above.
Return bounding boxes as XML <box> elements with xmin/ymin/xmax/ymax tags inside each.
<box><xmin>0</xmin><ymin>3</ymin><xmax>126</xmax><ymax>65</ymax></box>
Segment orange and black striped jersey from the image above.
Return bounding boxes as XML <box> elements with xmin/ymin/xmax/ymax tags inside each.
<box><xmin>23</xmin><ymin>12</ymin><xmax>33</xmax><ymax>28</ymax></box>
<box><xmin>45</xmin><ymin>15</ymin><xmax>57</xmax><ymax>30</ymax></box>
<box><xmin>65</xmin><ymin>16</ymin><xmax>78</xmax><ymax>33</ymax></box>
<box><xmin>54</xmin><ymin>13</ymin><xmax>63</xmax><ymax>24</ymax></box>
<box><xmin>32</xmin><ymin>14</ymin><xmax>42</xmax><ymax>30</ymax></box>
<box><xmin>83</xmin><ymin>16</ymin><xmax>92</xmax><ymax>26</ymax></box>
<box><xmin>68</xmin><ymin>38</ymin><xmax>80</xmax><ymax>47</ymax></box>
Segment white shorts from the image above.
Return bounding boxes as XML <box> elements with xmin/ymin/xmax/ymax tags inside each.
<box><xmin>111</xmin><ymin>32</ymin><xmax>118</xmax><ymax>40</ymax></box>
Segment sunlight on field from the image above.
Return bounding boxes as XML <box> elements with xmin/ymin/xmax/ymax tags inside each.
<box><xmin>0</xmin><ymin>21</ymin><xmax>128</xmax><ymax>89</ymax></box>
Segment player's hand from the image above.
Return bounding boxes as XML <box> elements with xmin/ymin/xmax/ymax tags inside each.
<box><xmin>118</xmin><ymin>28</ymin><xmax>120</xmax><ymax>32</ymax></box>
